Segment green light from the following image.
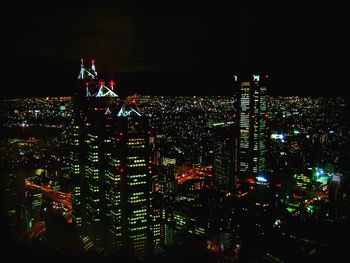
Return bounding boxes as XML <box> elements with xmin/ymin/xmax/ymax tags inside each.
<box><xmin>307</xmin><ymin>205</ymin><xmax>314</xmax><ymax>214</ymax></box>
<box><xmin>293</xmin><ymin>129</ymin><xmax>300</xmax><ymax>135</ymax></box>
<box><xmin>286</xmin><ymin>207</ymin><xmax>295</xmax><ymax>213</ymax></box>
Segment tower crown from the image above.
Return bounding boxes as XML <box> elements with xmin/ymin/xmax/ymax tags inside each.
<box><xmin>78</xmin><ymin>58</ymin><xmax>98</xmax><ymax>80</ymax></box>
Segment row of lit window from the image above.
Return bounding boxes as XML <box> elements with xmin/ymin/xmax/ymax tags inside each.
<box><xmin>129</xmin><ymin>226</ymin><xmax>147</xmax><ymax>232</ymax></box>
<box><xmin>128</xmin><ymin>138</ymin><xmax>144</xmax><ymax>142</ymax></box>
<box><xmin>128</xmin><ymin>181</ymin><xmax>147</xmax><ymax>186</ymax></box>
<box><xmin>128</xmin><ymin>145</ymin><xmax>146</xmax><ymax>149</ymax></box>
<box><xmin>110</xmin><ymin>231</ymin><xmax>122</xmax><ymax>237</ymax></box>
<box><xmin>130</xmin><ymin>193</ymin><xmax>144</xmax><ymax>199</ymax></box>
<box><xmin>128</xmin><ymin>164</ymin><xmax>146</xmax><ymax>167</ymax></box>
<box><xmin>129</xmin><ymin>198</ymin><xmax>147</xmax><ymax>203</ymax></box>
<box><xmin>87</xmin><ymin>134</ymin><xmax>98</xmax><ymax>139</ymax></box>
<box><xmin>130</xmin><ymin>159</ymin><xmax>145</xmax><ymax>163</ymax></box>
<box><xmin>128</xmin><ymin>216</ymin><xmax>147</xmax><ymax>222</ymax></box>
<box><xmin>129</xmin><ymin>218</ymin><xmax>147</xmax><ymax>224</ymax></box>
<box><xmin>129</xmin><ymin>174</ymin><xmax>146</xmax><ymax>179</ymax></box>
<box><xmin>127</xmin><ymin>156</ymin><xmax>140</xmax><ymax>160</ymax></box>
<box><xmin>110</xmin><ymin>210</ymin><xmax>122</xmax><ymax>216</ymax></box>
<box><xmin>130</xmin><ymin>234</ymin><xmax>147</xmax><ymax>240</ymax></box>
<box><xmin>106</xmin><ymin>173</ymin><xmax>121</xmax><ymax>182</ymax></box>
<box><xmin>108</xmin><ymin>194</ymin><xmax>121</xmax><ymax>200</ymax></box>
<box><xmin>127</xmin><ymin>141</ymin><xmax>145</xmax><ymax>145</ymax></box>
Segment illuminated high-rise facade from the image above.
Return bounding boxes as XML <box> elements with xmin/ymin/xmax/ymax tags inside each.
<box><xmin>237</xmin><ymin>74</ymin><xmax>267</xmax><ymax>177</ymax></box>
<box><xmin>104</xmin><ymin>107</ymin><xmax>153</xmax><ymax>258</ymax></box>
<box><xmin>69</xmin><ymin>59</ymin><xmax>98</xmax><ymax>228</ymax></box>
<box><xmin>69</xmin><ymin>59</ymin><xmax>153</xmax><ymax>259</ymax></box>
<box><xmin>213</xmin><ymin>126</ymin><xmax>239</xmax><ymax>192</ymax></box>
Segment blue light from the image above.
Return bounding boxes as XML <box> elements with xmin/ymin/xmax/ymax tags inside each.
<box><xmin>271</xmin><ymin>133</ymin><xmax>285</xmax><ymax>142</ymax></box>
<box><xmin>257</xmin><ymin>176</ymin><xmax>268</xmax><ymax>183</ymax></box>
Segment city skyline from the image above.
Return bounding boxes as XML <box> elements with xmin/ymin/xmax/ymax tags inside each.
<box><xmin>1</xmin><ymin>92</ymin><xmax>349</xmax><ymax>262</ymax></box>
<box><xmin>1</xmin><ymin>2</ymin><xmax>350</xmax><ymax>263</ymax></box>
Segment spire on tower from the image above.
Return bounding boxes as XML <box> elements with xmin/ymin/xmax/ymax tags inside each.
<box><xmin>109</xmin><ymin>80</ymin><xmax>115</xmax><ymax>90</ymax></box>
<box><xmin>95</xmin><ymin>80</ymin><xmax>118</xmax><ymax>97</ymax></box>
<box><xmin>78</xmin><ymin>58</ymin><xmax>98</xmax><ymax>80</ymax></box>
<box><xmin>117</xmin><ymin>95</ymin><xmax>141</xmax><ymax>117</ymax></box>
<box><xmin>91</xmin><ymin>59</ymin><xmax>97</xmax><ymax>77</ymax></box>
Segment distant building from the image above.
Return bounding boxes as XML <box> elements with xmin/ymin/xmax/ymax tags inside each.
<box><xmin>158</xmin><ymin>164</ymin><xmax>178</xmax><ymax>198</ymax></box>
<box><xmin>212</xmin><ymin>126</ymin><xmax>239</xmax><ymax>192</ymax></box>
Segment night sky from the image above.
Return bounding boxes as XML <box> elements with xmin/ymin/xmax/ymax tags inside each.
<box><xmin>5</xmin><ymin>1</ymin><xmax>348</xmax><ymax>97</ymax></box>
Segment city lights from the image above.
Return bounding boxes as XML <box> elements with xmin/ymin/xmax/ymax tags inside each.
<box><xmin>1</xmin><ymin>60</ymin><xmax>349</xmax><ymax>263</ymax></box>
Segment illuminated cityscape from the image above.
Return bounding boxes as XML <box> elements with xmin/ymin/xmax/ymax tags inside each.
<box><xmin>2</xmin><ymin>3</ymin><xmax>350</xmax><ymax>263</ymax></box>
<box><xmin>1</xmin><ymin>59</ymin><xmax>349</xmax><ymax>263</ymax></box>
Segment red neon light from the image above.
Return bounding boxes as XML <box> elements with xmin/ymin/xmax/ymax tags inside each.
<box><xmin>85</xmin><ymin>82</ymin><xmax>89</xmax><ymax>86</ymax></box>
<box><xmin>99</xmin><ymin>80</ymin><xmax>105</xmax><ymax>85</ymax></box>
<box><xmin>91</xmin><ymin>59</ymin><xmax>95</xmax><ymax>64</ymax></box>
<box><xmin>109</xmin><ymin>80</ymin><xmax>115</xmax><ymax>86</ymax></box>
<box><xmin>131</xmin><ymin>98</ymin><xmax>137</xmax><ymax>104</ymax></box>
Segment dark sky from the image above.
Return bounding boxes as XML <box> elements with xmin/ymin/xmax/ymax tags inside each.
<box><xmin>5</xmin><ymin>1</ymin><xmax>348</xmax><ymax>97</ymax></box>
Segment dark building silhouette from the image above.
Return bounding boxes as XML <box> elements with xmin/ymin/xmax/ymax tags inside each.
<box><xmin>212</xmin><ymin>126</ymin><xmax>239</xmax><ymax>193</ymax></box>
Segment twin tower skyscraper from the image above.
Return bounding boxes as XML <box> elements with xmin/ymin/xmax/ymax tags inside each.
<box><xmin>213</xmin><ymin>74</ymin><xmax>268</xmax><ymax>193</ymax></box>
<box><xmin>69</xmin><ymin>59</ymin><xmax>154</xmax><ymax>259</ymax></box>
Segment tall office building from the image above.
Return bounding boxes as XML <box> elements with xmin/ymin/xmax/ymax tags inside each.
<box><xmin>105</xmin><ymin>100</ymin><xmax>153</xmax><ymax>258</ymax></box>
<box><xmin>237</xmin><ymin>74</ymin><xmax>267</xmax><ymax>178</ymax></box>
<box><xmin>213</xmin><ymin>126</ymin><xmax>239</xmax><ymax>192</ymax></box>
<box><xmin>69</xmin><ymin>59</ymin><xmax>153</xmax><ymax>259</ymax></box>
<box><xmin>69</xmin><ymin>59</ymin><xmax>99</xmax><ymax>228</ymax></box>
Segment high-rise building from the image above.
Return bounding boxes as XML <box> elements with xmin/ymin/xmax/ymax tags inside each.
<box><xmin>212</xmin><ymin>126</ymin><xmax>239</xmax><ymax>192</ymax></box>
<box><xmin>104</xmin><ymin>102</ymin><xmax>153</xmax><ymax>258</ymax></box>
<box><xmin>237</xmin><ymin>74</ymin><xmax>267</xmax><ymax>178</ymax></box>
<box><xmin>70</xmin><ymin>58</ymin><xmax>99</xmax><ymax>228</ymax></box>
<box><xmin>69</xmin><ymin>59</ymin><xmax>153</xmax><ymax>259</ymax></box>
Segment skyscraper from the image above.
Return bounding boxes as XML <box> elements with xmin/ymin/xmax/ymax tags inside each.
<box><xmin>104</xmin><ymin>100</ymin><xmax>153</xmax><ymax>258</ymax></box>
<box><xmin>70</xmin><ymin>58</ymin><xmax>99</xmax><ymax>229</ymax></box>
<box><xmin>237</xmin><ymin>74</ymin><xmax>267</xmax><ymax>178</ymax></box>
<box><xmin>69</xmin><ymin>59</ymin><xmax>153</xmax><ymax>259</ymax></box>
<box><xmin>213</xmin><ymin>126</ymin><xmax>239</xmax><ymax>192</ymax></box>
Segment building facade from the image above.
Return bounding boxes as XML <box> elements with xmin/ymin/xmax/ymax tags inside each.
<box><xmin>237</xmin><ymin>74</ymin><xmax>267</xmax><ymax>177</ymax></box>
<box><xmin>69</xmin><ymin>59</ymin><xmax>153</xmax><ymax>259</ymax></box>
